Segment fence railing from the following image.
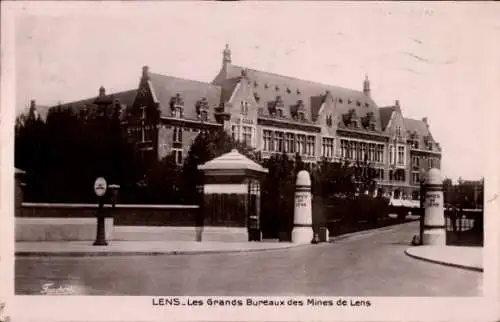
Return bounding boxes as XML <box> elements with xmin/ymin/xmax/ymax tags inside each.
<box><xmin>444</xmin><ymin>208</ymin><xmax>483</xmax><ymax>247</ymax></box>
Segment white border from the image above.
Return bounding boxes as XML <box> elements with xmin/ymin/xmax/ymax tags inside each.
<box><xmin>2</xmin><ymin>2</ymin><xmax>500</xmax><ymax>322</ymax></box>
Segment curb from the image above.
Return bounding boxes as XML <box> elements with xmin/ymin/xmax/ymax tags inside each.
<box><xmin>15</xmin><ymin>243</ymin><xmax>312</xmax><ymax>258</ymax></box>
<box><xmin>328</xmin><ymin>220</ymin><xmax>416</xmax><ymax>243</ymax></box>
<box><xmin>404</xmin><ymin>249</ymin><xmax>483</xmax><ymax>272</ymax></box>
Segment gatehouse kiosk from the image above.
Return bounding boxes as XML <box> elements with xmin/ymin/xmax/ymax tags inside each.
<box><xmin>198</xmin><ymin>149</ymin><xmax>268</xmax><ymax>242</ymax></box>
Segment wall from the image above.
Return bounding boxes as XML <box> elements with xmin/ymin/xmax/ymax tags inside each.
<box><xmin>18</xmin><ymin>203</ymin><xmax>200</xmax><ymax>226</ymax></box>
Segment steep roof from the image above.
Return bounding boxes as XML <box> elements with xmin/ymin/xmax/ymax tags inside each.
<box><xmin>50</xmin><ymin>89</ymin><xmax>137</xmax><ymax>121</ymax></box>
<box><xmin>404</xmin><ymin>117</ymin><xmax>432</xmax><ymax>139</ymax></box>
<box><xmin>214</xmin><ymin>64</ymin><xmax>381</xmax><ymax>130</ymax></box>
<box><xmin>379</xmin><ymin>107</ymin><xmax>394</xmax><ymax>131</ymax></box>
<box><xmin>149</xmin><ymin>73</ymin><xmax>221</xmax><ymax>122</ymax></box>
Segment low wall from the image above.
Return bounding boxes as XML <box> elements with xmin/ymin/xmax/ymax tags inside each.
<box><xmin>114</xmin><ymin>226</ymin><xmax>248</xmax><ymax>242</ymax></box>
<box><xmin>19</xmin><ymin>203</ymin><xmax>199</xmax><ymax>226</ymax></box>
<box><xmin>16</xmin><ymin>203</ymin><xmax>253</xmax><ymax>242</ymax></box>
<box><xmin>16</xmin><ymin>217</ymin><xmax>113</xmax><ymax>242</ymax></box>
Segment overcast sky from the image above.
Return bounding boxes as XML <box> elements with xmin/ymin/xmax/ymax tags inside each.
<box><xmin>8</xmin><ymin>2</ymin><xmax>500</xmax><ymax>181</ymax></box>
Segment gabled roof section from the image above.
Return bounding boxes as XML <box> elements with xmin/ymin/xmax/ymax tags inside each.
<box><xmin>379</xmin><ymin>107</ymin><xmax>394</xmax><ymax>131</ymax></box>
<box><xmin>215</xmin><ymin>64</ymin><xmax>381</xmax><ymax>130</ymax></box>
<box><xmin>149</xmin><ymin>73</ymin><xmax>221</xmax><ymax>122</ymax></box>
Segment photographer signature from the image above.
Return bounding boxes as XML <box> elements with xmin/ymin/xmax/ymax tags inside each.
<box><xmin>40</xmin><ymin>282</ymin><xmax>75</xmax><ymax>295</ymax></box>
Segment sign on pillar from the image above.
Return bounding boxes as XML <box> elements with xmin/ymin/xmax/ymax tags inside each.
<box><xmin>423</xmin><ymin>168</ymin><xmax>446</xmax><ymax>246</ymax></box>
<box><xmin>292</xmin><ymin>170</ymin><xmax>313</xmax><ymax>244</ymax></box>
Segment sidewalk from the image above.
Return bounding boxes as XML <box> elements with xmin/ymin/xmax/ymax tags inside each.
<box><xmin>405</xmin><ymin>245</ymin><xmax>483</xmax><ymax>272</ymax></box>
<box><xmin>15</xmin><ymin>240</ymin><xmax>305</xmax><ymax>257</ymax></box>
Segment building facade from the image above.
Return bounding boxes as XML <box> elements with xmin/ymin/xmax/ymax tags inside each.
<box><xmin>39</xmin><ymin>45</ymin><xmax>441</xmax><ymax>201</ymax></box>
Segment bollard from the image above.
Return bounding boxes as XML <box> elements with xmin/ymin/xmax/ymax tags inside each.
<box><xmin>422</xmin><ymin>168</ymin><xmax>446</xmax><ymax>246</ymax></box>
<box><xmin>292</xmin><ymin>170</ymin><xmax>314</xmax><ymax>243</ymax></box>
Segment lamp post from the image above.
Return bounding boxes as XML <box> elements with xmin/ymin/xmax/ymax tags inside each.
<box><xmin>93</xmin><ymin>177</ymin><xmax>108</xmax><ymax>246</ymax></box>
<box><xmin>419</xmin><ymin>168</ymin><xmax>427</xmax><ymax>245</ymax></box>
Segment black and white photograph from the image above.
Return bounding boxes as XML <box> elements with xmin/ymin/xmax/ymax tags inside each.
<box><xmin>2</xmin><ymin>1</ymin><xmax>500</xmax><ymax>321</ymax></box>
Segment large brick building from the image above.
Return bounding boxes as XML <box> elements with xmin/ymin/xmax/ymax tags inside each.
<box><xmin>36</xmin><ymin>45</ymin><xmax>441</xmax><ymax>201</ymax></box>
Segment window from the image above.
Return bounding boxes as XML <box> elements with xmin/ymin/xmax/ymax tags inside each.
<box><xmin>306</xmin><ymin>136</ymin><xmax>315</xmax><ymax>156</ymax></box>
<box><xmin>296</xmin><ymin>135</ymin><xmax>306</xmax><ymax>154</ymax></box>
<box><xmin>349</xmin><ymin>141</ymin><xmax>356</xmax><ymax>160</ymax></box>
<box><xmin>299</xmin><ymin>112</ymin><xmax>305</xmax><ymax>121</ymax></box>
<box><xmin>396</xmin><ymin>126</ymin><xmax>401</xmax><ymax>137</ymax></box>
<box><xmin>412</xmin><ymin>173</ymin><xmax>420</xmax><ymax>185</ymax></box>
<box><xmin>277</xmin><ymin>108</ymin><xmax>283</xmax><ymax>118</ymax></box>
<box><xmin>341</xmin><ymin>140</ymin><xmax>348</xmax><ymax>159</ymax></box>
<box><xmin>242</xmin><ymin>126</ymin><xmax>252</xmax><ymax>146</ymax></box>
<box><xmin>200</xmin><ymin>111</ymin><xmax>208</xmax><ymax>122</ymax></box>
<box><xmin>356</xmin><ymin>143</ymin><xmax>363</xmax><ymax>161</ymax></box>
<box><xmin>360</xmin><ymin>142</ymin><xmax>367</xmax><ymax>161</ymax></box>
<box><xmin>241</xmin><ymin>101</ymin><xmax>249</xmax><ymax>115</ymax></box>
<box><xmin>173</xmin><ymin>127</ymin><xmax>182</xmax><ymax>143</ymax></box>
<box><xmin>263</xmin><ymin>130</ymin><xmax>272</xmax><ymax>151</ymax></box>
<box><xmin>275</xmin><ymin>131</ymin><xmax>284</xmax><ymax>152</ymax></box>
<box><xmin>376</xmin><ymin>144</ymin><xmax>384</xmax><ymax>162</ymax></box>
<box><xmin>174</xmin><ymin>107</ymin><xmax>183</xmax><ymax>118</ymax></box>
<box><xmin>322</xmin><ymin>137</ymin><xmax>334</xmax><ymax>158</ymax></box>
<box><xmin>173</xmin><ymin>148</ymin><xmax>183</xmax><ymax>166</ymax></box>
<box><xmin>412</xmin><ymin>156</ymin><xmax>420</xmax><ymax>169</ymax></box>
<box><xmin>397</xmin><ymin>146</ymin><xmax>405</xmax><ymax>165</ymax></box>
<box><xmin>231</xmin><ymin>125</ymin><xmax>239</xmax><ymax>141</ymax></box>
<box><xmin>369</xmin><ymin>143</ymin><xmax>375</xmax><ymax>162</ymax></box>
<box><xmin>285</xmin><ymin>133</ymin><xmax>295</xmax><ymax>153</ymax></box>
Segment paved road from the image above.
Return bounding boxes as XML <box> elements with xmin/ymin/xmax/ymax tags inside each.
<box><xmin>15</xmin><ymin>222</ymin><xmax>482</xmax><ymax>296</ymax></box>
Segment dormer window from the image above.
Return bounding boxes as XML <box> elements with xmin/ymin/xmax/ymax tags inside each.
<box><xmin>296</xmin><ymin>89</ymin><xmax>301</xmax><ymax>95</ymax></box>
<box><xmin>365</xmin><ymin>103</ymin><xmax>369</xmax><ymax>108</ymax></box>
<box><xmin>195</xmin><ymin>97</ymin><xmax>209</xmax><ymax>120</ymax></box>
<box><xmin>286</xmin><ymin>87</ymin><xmax>291</xmax><ymax>94</ymax></box>
<box><xmin>348</xmin><ymin>99</ymin><xmax>352</xmax><ymax>104</ymax></box>
<box><xmin>253</xmin><ymin>81</ymin><xmax>258</xmax><ymax>87</ymax></box>
<box><xmin>396</xmin><ymin>126</ymin><xmax>401</xmax><ymax>137</ymax></box>
<box><xmin>269</xmin><ymin>95</ymin><xmax>284</xmax><ymax>117</ymax></box>
<box><xmin>356</xmin><ymin>101</ymin><xmax>361</xmax><ymax>107</ymax></box>
<box><xmin>338</xmin><ymin>98</ymin><xmax>343</xmax><ymax>104</ymax></box>
<box><xmin>291</xmin><ymin>99</ymin><xmax>305</xmax><ymax>121</ymax></box>
<box><xmin>264</xmin><ymin>83</ymin><xmax>269</xmax><ymax>89</ymax></box>
<box><xmin>254</xmin><ymin>92</ymin><xmax>260</xmax><ymax>103</ymax></box>
<box><xmin>275</xmin><ymin>85</ymin><xmax>280</xmax><ymax>91</ymax></box>
<box><xmin>170</xmin><ymin>93</ymin><xmax>184</xmax><ymax>118</ymax></box>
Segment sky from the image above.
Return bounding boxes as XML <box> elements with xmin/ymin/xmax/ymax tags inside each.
<box><xmin>6</xmin><ymin>1</ymin><xmax>500</xmax><ymax>181</ymax></box>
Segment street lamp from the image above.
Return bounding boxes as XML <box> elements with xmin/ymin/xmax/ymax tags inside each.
<box><xmin>93</xmin><ymin>177</ymin><xmax>108</xmax><ymax>246</ymax></box>
<box><xmin>418</xmin><ymin>168</ymin><xmax>427</xmax><ymax>245</ymax></box>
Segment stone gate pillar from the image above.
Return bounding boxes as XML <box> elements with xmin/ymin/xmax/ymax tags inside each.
<box><xmin>198</xmin><ymin>149</ymin><xmax>268</xmax><ymax>242</ymax></box>
<box><xmin>423</xmin><ymin>168</ymin><xmax>446</xmax><ymax>246</ymax></box>
<box><xmin>292</xmin><ymin>170</ymin><xmax>314</xmax><ymax>244</ymax></box>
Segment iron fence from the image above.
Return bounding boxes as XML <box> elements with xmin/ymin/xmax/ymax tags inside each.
<box><xmin>445</xmin><ymin>208</ymin><xmax>483</xmax><ymax>247</ymax></box>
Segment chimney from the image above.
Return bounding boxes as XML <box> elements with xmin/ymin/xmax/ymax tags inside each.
<box><xmin>142</xmin><ymin>65</ymin><xmax>150</xmax><ymax>80</ymax></box>
<box><xmin>363</xmin><ymin>74</ymin><xmax>371</xmax><ymax>96</ymax></box>
<box><xmin>422</xmin><ymin>117</ymin><xmax>429</xmax><ymax>127</ymax></box>
<box><xmin>99</xmin><ymin>86</ymin><xmax>106</xmax><ymax>96</ymax></box>
<box><xmin>223</xmin><ymin>44</ymin><xmax>232</xmax><ymax>66</ymax></box>
<box><xmin>30</xmin><ymin>100</ymin><xmax>36</xmax><ymax>109</ymax></box>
